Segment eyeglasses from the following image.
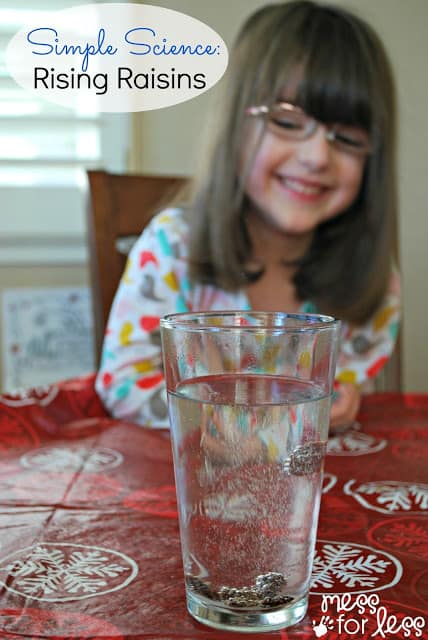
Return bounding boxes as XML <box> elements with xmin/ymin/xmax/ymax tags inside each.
<box><xmin>246</xmin><ymin>102</ymin><xmax>372</xmax><ymax>156</ymax></box>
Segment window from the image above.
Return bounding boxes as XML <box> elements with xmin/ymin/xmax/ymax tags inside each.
<box><xmin>0</xmin><ymin>0</ymin><xmax>129</xmax><ymax>263</ymax></box>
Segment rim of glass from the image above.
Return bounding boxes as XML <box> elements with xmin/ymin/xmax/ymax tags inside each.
<box><xmin>160</xmin><ymin>311</ymin><xmax>340</xmax><ymax>332</ymax></box>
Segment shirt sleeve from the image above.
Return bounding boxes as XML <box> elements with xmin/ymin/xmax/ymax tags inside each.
<box><xmin>95</xmin><ymin>210</ymin><xmax>189</xmax><ymax>426</ymax></box>
<box><xmin>335</xmin><ymin>266</ymin><xmax>401</xmax><ymax>387</ymax></box>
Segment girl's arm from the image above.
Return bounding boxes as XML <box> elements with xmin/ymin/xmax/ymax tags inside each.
<box><xmin>329</xmin><ymin>266</ymin><xmax>400</xmax><ymax>430</ymax></box>
<box><xmin>95</xmin><ymin>210</ymin><xmax>188</xmax><ymax>427</ymax></box>
<box><xmin>335</xmin><ymin>265</ymin><xmax>401</xmax><ymax>388</ymax></box>
<box><xmin>330</xmin><ymin>383</ymin><xmax>361</xmax><ymax>430</ymax></box>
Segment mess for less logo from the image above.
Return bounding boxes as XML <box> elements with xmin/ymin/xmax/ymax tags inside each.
<box><xmin>312</xmin><ymin>594</ymin><xmax>426</xmax><ymax>638</ymax></box>
<box><xmin>6</xmin><ymin>3</ymin><xmax>229</xmax><ymax>112</ymax></box>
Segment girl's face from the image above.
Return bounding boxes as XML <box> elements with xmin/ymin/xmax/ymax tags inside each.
<box><xmin>240</xmin><ymin>110</ymin><xmax>367</xmax><ymax>238</ymax></box>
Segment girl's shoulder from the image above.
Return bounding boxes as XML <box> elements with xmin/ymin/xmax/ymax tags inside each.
<box><xmin>147</xmin><ymin>207</ymin><xmax>190</xmax><ymax>238</ymax></box>
<box><xmin>134</xmin><ymin>207</ymin><xmax>190</xmax><ymax>261</ymax></box>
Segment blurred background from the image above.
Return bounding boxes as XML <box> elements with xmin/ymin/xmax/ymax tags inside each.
<box><xmin>0</xmin><ymin>0</ymin><xmax>426</xmax><ymax>392</ymax></box>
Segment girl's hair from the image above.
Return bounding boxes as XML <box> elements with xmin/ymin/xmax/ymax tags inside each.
<box><xmin>185</xmin><ymin>0</ymin><xmax>397</xmax><ymax>324</ymax></box>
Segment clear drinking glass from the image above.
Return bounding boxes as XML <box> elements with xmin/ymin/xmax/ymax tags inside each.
<box><xmin>160</xmin><ymin>311</ymin><xmax>340</xmax><ymax>632</ymax></box>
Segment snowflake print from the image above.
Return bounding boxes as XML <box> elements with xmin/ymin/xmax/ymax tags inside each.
<box><xmin>369</xmin><ymin>518</ymin><xmax>428</xmax><ymax>560</ymax></box>
<box><xmin>345</xmin><ymin>480</ymin><xmax>428</xmax><ymax>514</ymax></box>
<box><xmin>20</xmin><ymin>446</ymin><xmax>123</xmax><ymax>472</ymax></box>
<box><xmin>385</xmin><ymin>522</ymin><xmax>428</xmax><ymax>558</ymax></box>
<box><xmin>384</xmin><ymin>522</ymin><xmax>428</xmax><ymax>552</ymax></box>
<box><xmin>0</xmin><ymin>385</ymin><xmax>58</xmax><ymax>407</ymax></box>
<box><xmin>310</xmin><ymin>540</ymin><xmax>402</xmax><ymax>595</ymax></box>
<box><xmin>0</xmin><ymin>543</ymin><xmax>138</xmax><ymax>601</ymax></box>
<box><xmin>327</xmin><ymin>431</ymin><xmax>387</xmax><ymax>456</ymax></box>
<box><xmin>410</xmin><ymin>484</ymin><xmax>428</xmax><ymax>509</ymax></box>
<box><xmin>322</xmin><ymin>473</ymin><xmax>337</xmax><ymax>494</ymax></box>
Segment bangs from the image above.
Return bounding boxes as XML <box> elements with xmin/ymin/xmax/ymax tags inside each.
<box><xmin>273</xmin><ymin>7</ymin><xmax>376</xmax><ymax>131</ymax></box>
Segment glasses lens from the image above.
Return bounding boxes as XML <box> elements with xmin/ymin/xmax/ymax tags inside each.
<box><xmin>330</xmin><ymin>124</ymin><xmax>372</xmax><ymax>154</ymax></box>
<box><xmin>268</xmin><ymin>104</ymin><xmax>310</xmax><ymax>139</ymax></box>
<box><xmin>248</xmin><ymin>101</ymin><xmax>372</xmax><ymax>155</ymax></box>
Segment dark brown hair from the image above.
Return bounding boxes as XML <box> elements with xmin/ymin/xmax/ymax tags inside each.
<box><xmin>184</xmin><ymin>0</ymin><xmax>397</xmax><ymax>324</ymax></box>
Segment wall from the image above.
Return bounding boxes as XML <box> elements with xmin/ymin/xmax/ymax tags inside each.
<box><xmin>133</xmin><ymin>0</ymin><xmax>428</xmax><ymax>392</ymax></box>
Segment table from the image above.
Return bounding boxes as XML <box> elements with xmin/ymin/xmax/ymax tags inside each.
<box><xmin>0</xmin><ymin>374</ymin><xmax>427</xmax><ymax>639</ymax></box>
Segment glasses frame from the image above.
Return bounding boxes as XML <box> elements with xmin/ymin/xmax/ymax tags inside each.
<box><xmin>246</xmin><ymin>101</ymin><xmax>373</xmax><ymax>156</ymax></box>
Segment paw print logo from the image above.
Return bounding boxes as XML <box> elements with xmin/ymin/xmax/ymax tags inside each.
<box><xmin>312</xmin><ymin>615</ymin><xmax>335</xmax><ymax>637</ymax></box>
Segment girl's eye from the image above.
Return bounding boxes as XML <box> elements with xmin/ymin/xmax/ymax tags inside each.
<box><xmin>335</xmin><ymin>133</ymin><xmax>364</xmax><ymax>148</ymax></box>
<box><xmin>270</xmin><ymin>114</ymin><xmax>305</xmax><ymax>131</ymax></box>
<box><xmin>334</xmin><ymin>127</ymin><xmax>369</xmax><ymax>149</ymax></box>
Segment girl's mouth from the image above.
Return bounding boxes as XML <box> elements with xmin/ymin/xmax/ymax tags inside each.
<box><xmin>276</xmin><ymin>175</ymin><xmax>329</xmax><ymax>201</ymax></box>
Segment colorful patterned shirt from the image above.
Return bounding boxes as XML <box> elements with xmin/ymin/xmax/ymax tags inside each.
<box><xmin>95</xmin><ymin>208</ymin><xmax>401</xmax><ymax>427</ymax></box>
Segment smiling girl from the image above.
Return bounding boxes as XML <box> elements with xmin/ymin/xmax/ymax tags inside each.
<box><xmin>96</xmin><ymin>0</ymin><xmax>401</xmax><ymax>430</ymax></box>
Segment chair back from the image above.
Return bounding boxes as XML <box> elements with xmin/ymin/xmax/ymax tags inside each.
<box><xmin>375</xmin><ymin>336</ymin><xmax>402</xmax><ymax>392</ymax></box>
<box><xmin>86</xmin><ymin>170</ymin><xmax>186</xmax><ymax>362</ymax></box>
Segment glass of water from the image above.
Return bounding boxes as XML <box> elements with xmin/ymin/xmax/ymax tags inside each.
<box><xmin>160</xmin><ymin>311</ymin><xmax>340</xmax><ymax>632</ymax></box>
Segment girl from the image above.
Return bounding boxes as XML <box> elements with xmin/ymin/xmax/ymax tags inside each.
<box><xmin>96</xmin><ymin>0</ymin><xmax>400</xmax><ymax>430</ymax></box>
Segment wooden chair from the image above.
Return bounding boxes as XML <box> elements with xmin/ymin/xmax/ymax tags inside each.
<box><xmin>86</xmin><ymin>170</ymin><xmax>186</xmax><ymax>363</ymax></box>
<box><xmin>375</xmin><ymin>335</ymin><xmax>402</xmax><ymax>392</ymax></box>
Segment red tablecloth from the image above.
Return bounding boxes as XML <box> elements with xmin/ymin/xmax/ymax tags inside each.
<box><xmin>0</xmin><ymin>375</ymin><xmax>427</xmax><ymax>639</ymax></box>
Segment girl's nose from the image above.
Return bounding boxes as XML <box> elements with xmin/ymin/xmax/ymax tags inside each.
<box><xmin>296</xmin><ymin>125</ymin><xmax>331</xmax><ymax>171</ymax></box>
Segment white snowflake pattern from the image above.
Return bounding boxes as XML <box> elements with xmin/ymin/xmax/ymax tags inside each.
<box><xmin>327</xmin><ymin>431</ymin><xmax>387</xmax><ymax>456</ymax></box>
<box><xmin>0</xmin><ymin>385</ymin><xmax>59</xmax><ymax>407</ymax></box>
<box><xmin>20</xmin><ymin>446</ymin><xmax>123</xmax><ymax>472</ymax></box>
<box><xmin>310</xmin><ymin>541</ymin><xmax>402</xmax><ymax>595</ymax></box>
<box><xmin>322</xmin><ymin>473</ymin><xmax>337</xmax><ymax>494</ymax></box>
<box><xmin>0</xmin><ymin>543</ymin><xmax>138</xmax><ymax>601</ymax></box>
<box><xmin>345</xmin><ymin>480</ymin><xmax>428</xmax><ymax>514</ymax></box>
<box><xmin>409</xmin><ymin>484</ymin><xmax>428</xmax><ymax>510</ymax></box>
